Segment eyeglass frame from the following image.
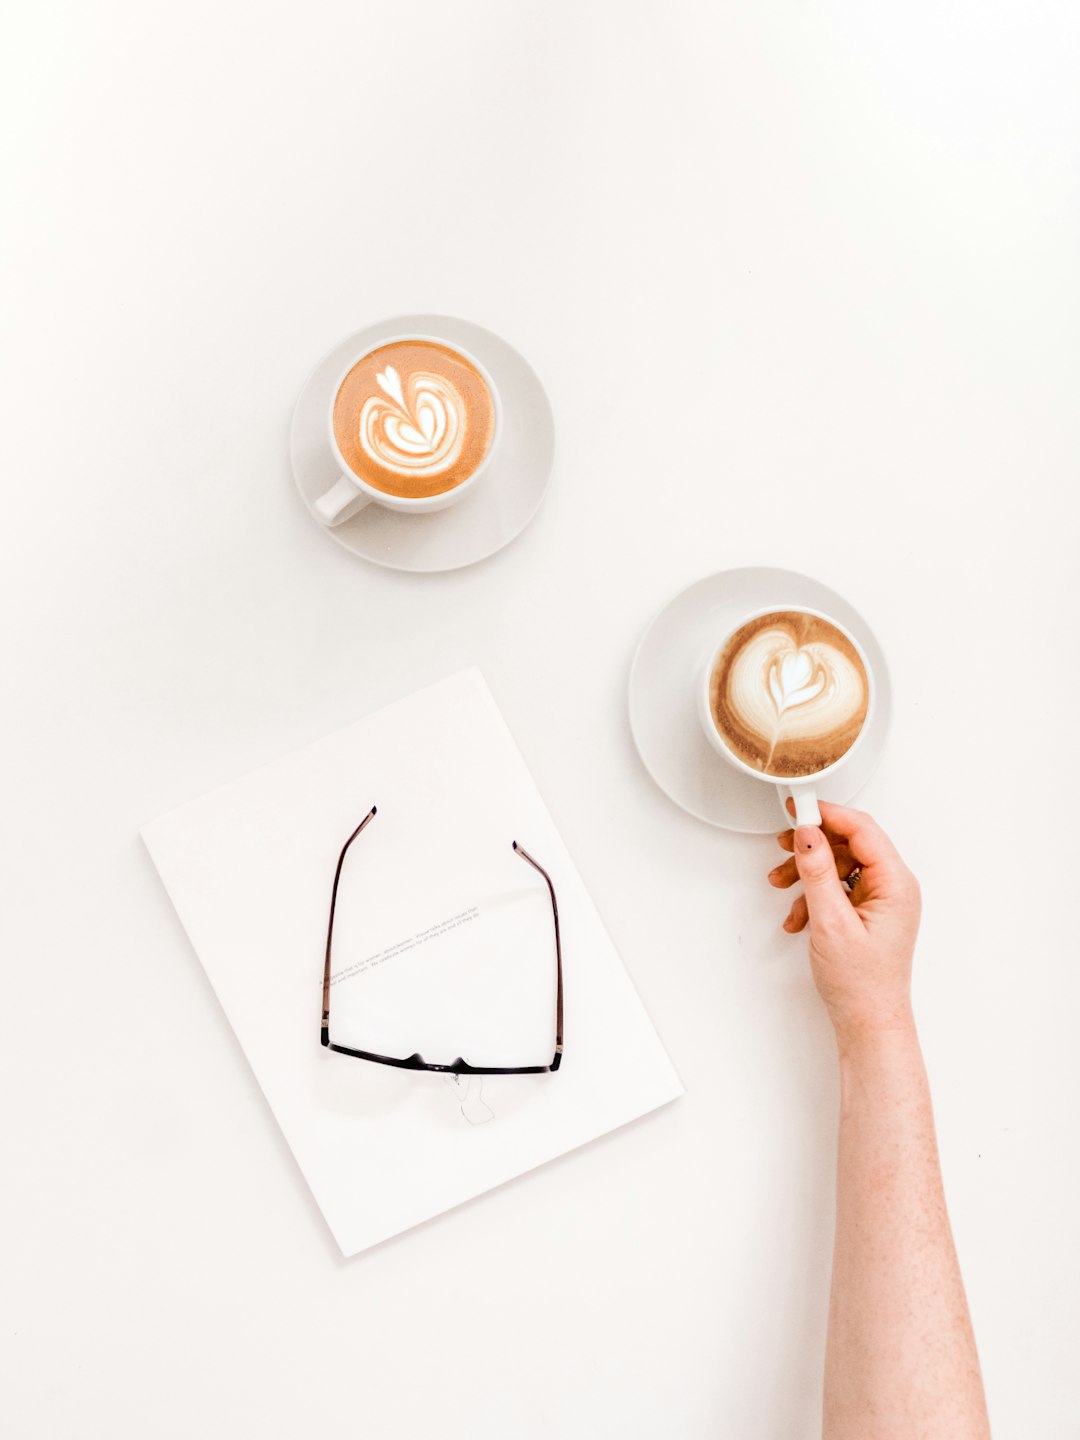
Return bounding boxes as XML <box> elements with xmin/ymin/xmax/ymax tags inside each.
<box><xmin>320</xmin><ymin>806</ymin><xmax>564</xmax><ymax>1075</ymax></box>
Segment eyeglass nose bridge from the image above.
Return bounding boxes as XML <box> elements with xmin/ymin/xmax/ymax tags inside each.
<box><xmin>411</xmin><ymin>1055</ymin><xmax>466</xmax><ymax>1073</ymax></box>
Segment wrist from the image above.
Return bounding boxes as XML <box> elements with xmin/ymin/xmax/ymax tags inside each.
<box><xmin>832</xmin><ymin>1005</ymin><xmax>919</xmax><ymax>1065</ymax></box>
<box><xmin>834</xmin><ymin>1011</ymin><xmax>932</xmax><ymax>1128</ymax></box>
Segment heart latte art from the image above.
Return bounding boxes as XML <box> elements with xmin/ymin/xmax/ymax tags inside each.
<box><xmin>709</xmin><ymin>611</ymin><xmax>870</xmax><ymax>777</ymax></box>
<box><xmin>332</xmin><ymin>340</ymin><xmax>497</xmax><ymax>501</ymax></box>
<box><xmin>360</xmin><ymin>366</ymin><xmax>465</xmax><ymax>478</ymax></box>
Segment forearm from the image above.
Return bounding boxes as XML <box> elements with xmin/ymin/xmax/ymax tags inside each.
<box><xmin>823</xmin><ymin>1023</ymin><xmax>990</xmax><ymax>1439</ymax></box>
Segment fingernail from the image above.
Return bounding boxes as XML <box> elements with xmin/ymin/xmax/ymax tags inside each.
<box><xmin>794</xmin><ymin>825</ymin><xmax>817</xmax><ymax>852</ymax></box>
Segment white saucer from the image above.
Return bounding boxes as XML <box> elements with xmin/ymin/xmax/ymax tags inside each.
<box><xmin>629</xmin><ymin>568</ymin><xmax>893</xmax><ymax>834</ymax></box>
<box><xmin>290</xmin><ymin>314</ymin><xmax>556</xmax><ymax>572</ymax></box>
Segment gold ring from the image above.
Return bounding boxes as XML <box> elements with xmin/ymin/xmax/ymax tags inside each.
<box><xmin>846</xmin><ymin>865</ymin><xmax>863</xmax><ymax>891</ymax></box>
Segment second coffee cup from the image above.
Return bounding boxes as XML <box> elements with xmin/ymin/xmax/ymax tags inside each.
<box><xmin>698</xmin><ymin>605</ymin><xmax>875</xmax><ymax>828</ymax></box>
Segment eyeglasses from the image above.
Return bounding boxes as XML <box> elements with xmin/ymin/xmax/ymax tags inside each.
<box><xmin>321</xmin><ymin>806</ymin><xmax>563</xmax><ymax>1075</ymax></box>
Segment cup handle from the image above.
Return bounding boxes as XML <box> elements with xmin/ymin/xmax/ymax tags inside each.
<box><xmin>314</xmin><ymin>474</ymin><xmax>374</xmax><ymax>527</ymax></box>
<box><xmin>779</xmin><ymin>785</ymin><xmax>822</xmax><ymax>829</ymax></box>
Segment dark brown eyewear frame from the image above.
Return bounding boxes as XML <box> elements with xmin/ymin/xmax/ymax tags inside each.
<box><xmin>321</xmin><ymin>806</ymin><xmax>563</xmax><ymax>1075</ymax></box>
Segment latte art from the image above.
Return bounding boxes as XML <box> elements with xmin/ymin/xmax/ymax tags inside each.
<box><xmin>360</xmin><ymin>366</ymin><xmax>465</xmax><ymax>478</ymax></box>
<box><xmin>769</xmin><ymin>648</ymin><xmax>828</xmax><ymax>714</ymax></box>
<box><xmin>332</xmin><ymin>340</ymin><xmax>497</xmax><ymax>501</ymax></box>
<box><xmin>710</xmin><ymin>611</ymin><xmax>869</xmax><ymax>777</ymax></box>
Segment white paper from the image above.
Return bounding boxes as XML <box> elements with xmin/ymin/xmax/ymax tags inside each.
<box><xmin>141</xmin><ymin>668</ymin><xmax>684</xmax><ymax>1256</ymax></box>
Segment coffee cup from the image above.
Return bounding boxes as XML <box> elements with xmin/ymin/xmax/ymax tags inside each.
<box><xmin>315</xmin><ymin>334</ymin><xmax>503</xmax><ymax>526</ymax></box>
<box><xmin>698</xmin><ymin>605</ymin><xmax>875</xmax><ymax>828</ymax></box>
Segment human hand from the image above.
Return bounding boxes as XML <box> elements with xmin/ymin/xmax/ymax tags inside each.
<box><xmin>767</xmin><ymin>801</ymin><xmax>921</xmax><ymax>1045</ymax></box>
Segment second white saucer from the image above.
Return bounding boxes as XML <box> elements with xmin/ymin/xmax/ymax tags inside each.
<box><xmin>629</xmin><ymin>567</ymin><xmax>893</xmax><ymax>833</ymax></box>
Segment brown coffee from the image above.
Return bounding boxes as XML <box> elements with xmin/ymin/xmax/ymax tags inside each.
<box><xmin>331</xmin><ymin>340</ymin><xmax>496</xmax><ymax>501</ymax></box>
<box><xmin>709</xmin><ymin>610</ymin><xmax>869</xmax><ymax>778</ymax></box>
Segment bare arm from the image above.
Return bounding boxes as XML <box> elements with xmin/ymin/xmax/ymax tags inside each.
<box><xmin>769</xmin><ymin>802</ymin><xmax>990</xmax><ymax>1439</ymax></box>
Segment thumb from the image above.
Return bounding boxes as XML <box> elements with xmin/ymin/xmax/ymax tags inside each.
<box><xmin>793</xmin><ymin>826</ymin><xmax>852</xmax><ymax>929</ymax></box>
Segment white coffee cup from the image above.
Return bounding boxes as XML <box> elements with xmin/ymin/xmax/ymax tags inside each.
<box><xmin>315</xmin><ymin>333</ymin><xmax>503</xmax><ymax>526</ymax></box>
<box><xmin>698</xmin><ymin>605</ymin><xmax>875</xmax><ymax>829</ymax></box>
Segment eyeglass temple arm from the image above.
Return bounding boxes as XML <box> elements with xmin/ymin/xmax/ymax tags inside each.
<box><xmin>322</xmin><ymin>805</ymin><xmax>378</xmax><ymax>1046</ymax></box>
<box><xmin>512</xmin><ymin>841</ymin><xmax>564</xmax><ymax>1061</ymax></box>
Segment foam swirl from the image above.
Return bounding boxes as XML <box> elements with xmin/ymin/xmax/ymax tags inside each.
<box><xmin>714</xmin><ymin>614</ymin><xmax>869</xmax><ymax>776</ymax></box>
<box><xmin>358</xmin><ymin>365</ymin><xmax>466</xmax><ymax>478</ymax></box>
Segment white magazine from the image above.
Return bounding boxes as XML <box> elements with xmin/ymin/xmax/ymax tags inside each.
<box><xmin>142</xmin><ymin>667</ymin><xmax>683</xmax><ymax>1256</ymax></box>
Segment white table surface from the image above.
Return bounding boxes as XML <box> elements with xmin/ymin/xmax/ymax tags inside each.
<box><xmin>3</xmin><ymin>3</ymin><xmax>1078</xmax><ymax>1436</ymax></box>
